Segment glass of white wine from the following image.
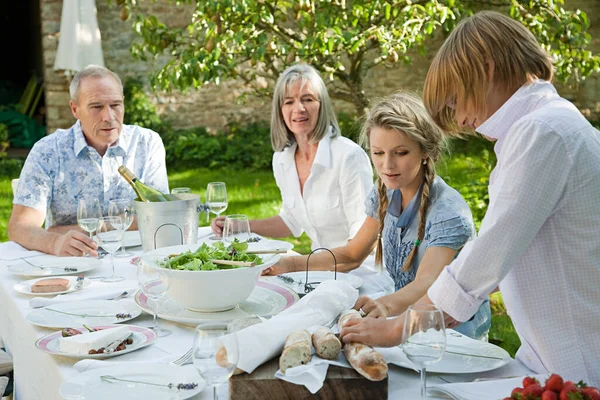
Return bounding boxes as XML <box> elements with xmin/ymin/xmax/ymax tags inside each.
<box><xmin>95</xmin><ymin>216</ymin><xmax>126</xmax><ymax>283</ymax></box>
<box><xmin>108</xmin><ymin>199</ymin><xmax>135</xmax><ymax>258</ymax></box>
<box><xmin>206</xmin><ymin>182</ymin><xmax>228</xmax><ymax>240</ymax></box>
<box><xmin>401</xmin><ymin>304</ymin><xmax>446</xmax><ymax>399</ymax></box>
<box><xmin>138</xmin><ymin>255</ymin><xmax>172</xmax><ymax>337</ymax></box>
<box><xmin>77</xmin><ymin>198</ymin><xmax>102</xmax><ymax>240</ymax></box>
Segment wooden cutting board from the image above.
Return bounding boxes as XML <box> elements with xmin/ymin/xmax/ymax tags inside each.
<box><xmin>229</xmin><ymin>357</ymin><xmax>388</xmax><ymax>399</ymax></box>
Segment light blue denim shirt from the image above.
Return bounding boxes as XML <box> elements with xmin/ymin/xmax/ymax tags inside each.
<box><xmin>14</xmin><ymin>121</ymin><xmax>169</xmax><ymax>227</ymax></box>
<box><xmin>366</xmin><ymin>175</ymin><xmax>491</xmax><ymax>340</ymax></box>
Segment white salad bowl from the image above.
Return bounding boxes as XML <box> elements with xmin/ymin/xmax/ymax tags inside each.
<box><xmin>143</xmin><ymin>244</ymin><xmax>281</xmax><ymax>312</ymax></box>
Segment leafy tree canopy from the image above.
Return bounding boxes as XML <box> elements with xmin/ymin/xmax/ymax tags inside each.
<box><xmin>117</xmin><ymin>0</ymin><xmax>600</xmax><ymax>115</ymax></box>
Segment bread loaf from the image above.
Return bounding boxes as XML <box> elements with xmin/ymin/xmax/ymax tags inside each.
<box><xmin>338</xmin><ymin>309</ymin><xmax>388</xmax><ymax>381</ymax></box>
<box><xmin>216</xmin><ymin>346</ymin><xmax>244</xmax><ymax>375</ymax></box>
<box><xmin>312</xmin><ymin>326</ymin><xmax>341</xmax><ymax>360</ymax></box>
<box><xmin>31</xmin><ymin>278</ymin><xmax>71</xmax><ymax>293</ymax></box>
<box><xmin>279</xmin><ymin>329</ymin><xmax>312</xmax><ymax>373</ymax></box>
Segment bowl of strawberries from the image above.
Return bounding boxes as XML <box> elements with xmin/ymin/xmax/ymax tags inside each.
<box><xmin>505</xmin><ymin>374</ymin><xmax>599</xmax><ymax>400</ymax></box>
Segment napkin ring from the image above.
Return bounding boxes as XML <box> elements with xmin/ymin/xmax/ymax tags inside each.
<box><xmin>304</xmin><ymin>247</ymin><xmax>337</xmax><ymax>294</ymax></box>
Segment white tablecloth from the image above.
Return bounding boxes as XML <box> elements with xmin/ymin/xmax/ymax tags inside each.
<box><xmin>0</xmin><ymin>227</ymin><xmax>532</xmax><ymax>399</ymax></box>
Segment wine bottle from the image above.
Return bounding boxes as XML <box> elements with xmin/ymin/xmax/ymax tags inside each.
<box><xmin>118</xmin><ymin>165</ymin><xmax>176</xmax><ymax>202</ymax></box>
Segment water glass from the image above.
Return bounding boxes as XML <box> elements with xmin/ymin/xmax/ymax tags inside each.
<box><xmin>402</xmin><ymin>304</ymin><xmax>446</xmax><ymax>399</ymax></box>
<box><xmin>138</xmin><ymin>255</ymin><xmax>172</xmax><ymax>337</ymax></box>
<box><xmin>193</xmin><ymin>321</ymin><xmax>239</xmax><ymax>400</ymax></box>
<box><xmin>95</xmin><ymin>216</ymin><xmax>126</xmax><ymax>283</ymax></box>
<box><xmin>108</xmin><ymin>199</ymin><xmax>134</xmax><ymax>258</ymax></box>
<box><xmin>206</xmin><ymin>182</ymin><xmax>228</xmax><ymax>239</ymax></box>
<box><xmin>77</xmin><ymin>198</ymin><xmax>101</xmax><ymax>239</ymax></box>
<box><xmin>222</xmin><ymin>214</ymin><xmax>251</xmax><ymax>243</ymax></box>
<box><xmin>171</xmin><ymin>187</ymin><xmax>191</xmax><ymax>194</ymax></box>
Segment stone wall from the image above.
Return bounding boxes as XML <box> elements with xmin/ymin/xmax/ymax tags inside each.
<box><xmin>40</xmin><ymin>0</ymin><xmax>600</xmax><ymax>134</ymax></box>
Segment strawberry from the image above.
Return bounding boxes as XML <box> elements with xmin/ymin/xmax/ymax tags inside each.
<box><xmin>524</xmin><ymin>377</ymin><xmax>540</xmax><ymax>388</ymax></box>
<box><xmin>560</xmin><ymin>384</ymin><xmax>583</xmax><ymax>400</ymax></box>
<box><xmin>542</xmin><ymin>391</ymin><xmax>558</xmax><ymax>400</ymax></box>
<box><xmin>581</xmin><ymin>387</ymin><xmax>600</xmax><ymax>400</ymax></box>
<box><xmin>523</xmin><ymin>383</ymin><xmax>544</xmax><ymax>397</ymax></box>
<box><xmin>512</xmin><ymin>387</ymin><xmax>524</xmax><ymax>399</ymax></box>
<box><xmin>546</xmin><ymin>374</ymin><xmax>565</xmax><ymax>393</ymax></box>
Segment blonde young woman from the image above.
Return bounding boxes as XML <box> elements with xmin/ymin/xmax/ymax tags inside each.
<box><xmin>265</xmin><ymin>92</ymin><xmax>491</xmax><ymax>340</ymax></box>
<box><xmin>211</xmin><ymin>64</ymin><xmax>373</xmax><ymax>251</ymax></box>
<box><xmin>340</xmin><ymin>11</ymin><xmax>600</xmax><ymax>386</ymax></box>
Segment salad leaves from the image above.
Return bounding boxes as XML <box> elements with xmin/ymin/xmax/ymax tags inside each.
<box><xmin>161</xmin><ymin>240</ymin><xmax>262</xmax><ymax>271</ymax></box>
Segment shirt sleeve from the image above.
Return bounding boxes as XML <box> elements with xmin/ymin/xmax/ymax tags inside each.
<box><xmin>364</xmin><ymin>186</ymin><xmax>379</xmax><ymax>220</ymax></box>
<box><xmin>273</xmin><ymin>152</ymin><xmax>303</xmax><ymax>237</ymax></box>
<box><xmin>139</xmin><ymin>129</ymin><xmax>169</xmax><ymax>194</ymax></box>
<box><xmin>426</xmin><ymin>211</ymin><xmax>475</xmax><ymax>251</ymax></box>
<box><xmin>339</xmin><ymin>148</ymin><xmax>374</xmax><ymax>238</ymax></box>
<box><xmin>13</xmin><ymin>138</ymin><xmax>55</xmax><ymax>212</ymax></box>
<box><xmin>428</xmin><ymin>120</ymin><xmax>571</xmax><ymax>321</ymax></box>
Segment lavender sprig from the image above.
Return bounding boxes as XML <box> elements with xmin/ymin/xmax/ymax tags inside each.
<box><xmin>100</xmin><ymin>375</ymin><xmax>198</xmax><ymax>390</ymax></box>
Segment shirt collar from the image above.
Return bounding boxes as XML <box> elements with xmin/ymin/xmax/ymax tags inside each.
<box><xmin>274</xmin><ymin>126</ymin><xmax>334</xmax><ymax>168</ymax></box>
<box><xmin>477</xmin><ymin>80</ymin><xmax>558</xmax><ymax>141</ymax></box>
<box><xmin>389</xmin><ymin>185</ymin><xmax>423</xmax><ymax>230</ymax></box>
<box><xmin>73</xmin><ymin>121</ymin><xmax>128</xmax><ymax>157</ymax></box>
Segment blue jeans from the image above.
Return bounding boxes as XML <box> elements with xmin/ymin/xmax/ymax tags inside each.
<box><xmin>453</xmin><ymin>299</ymin><xmax>491</xmax><ymax>341</ymax></box>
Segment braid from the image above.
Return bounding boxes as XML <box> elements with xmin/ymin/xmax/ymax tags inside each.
<box><xmin>401</xmin><ymin>159</ymin><xmax>435</xmax><ymax>272</ymax></box>
<box><xmin>374</xmin><ymin>179</ymin><xmax>388</xmax><ymax>270</ymax></box>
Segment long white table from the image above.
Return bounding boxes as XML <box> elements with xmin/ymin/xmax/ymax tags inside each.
<box><xmin>0</xmin><ymin>229</ymin><xmax>532</xmax><ymax>399</ymax></box>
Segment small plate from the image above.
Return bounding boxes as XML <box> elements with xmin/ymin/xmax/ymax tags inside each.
<box><xmin>26</xmin><ymin>300</ymin><xmax>141</xmax><ymax>329</ymax></box>
<box><xmin>122</xmin><ymin>231</ymin><xmax>142</xmax><ymax>248</ymax></box>
<box><xmin>14</xmin><ymin>276</ymin><xmax>91</xmax><ymax>296</ymax></box>
<box><xmin>134</xmin><ymin>279</ymin><xmax>298</xmax><ymax>326</ymax></box>
<box><xmin>59</xmin><ymin>364</ymin><xmax>205</xmax><ymax>400</ymax></box>
<box><xmin>274</xmin><ymin>271</ymin><xmax>363</xmax><ymax>295</ymax></box>
<box><xmin>7</xmin><ymin>257</ymin><xmax>102</xmax><ymax>277</ymax></box>
<box><xmin>35</xmin><ymin>324</ymin><xmax>157</xmax><ymax>359</ymax></box>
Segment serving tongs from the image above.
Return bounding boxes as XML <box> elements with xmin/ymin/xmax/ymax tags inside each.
<box><xmin>210</xmin><ymin>259</ymin><xmax>257</xmax><ymax>267</ymax></box>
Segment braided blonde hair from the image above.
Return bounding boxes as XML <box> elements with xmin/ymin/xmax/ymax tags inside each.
<box><xmin>360</xmin><ymin>93</ymin><xmax>445</xmax><ymax>270</ymax></box>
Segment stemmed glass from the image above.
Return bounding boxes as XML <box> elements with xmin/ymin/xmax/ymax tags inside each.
<box><xmin>193</xmin><ymin>321</ymin><xmax>239</xmax><ymax>400</ymax></box>
<box><xmin>95</xmin><ymin>216</ymin><xmax>126</xmax><ymax>283</ymax></box>
<box><xmin>206</xmin><ymin>182</ymin><xmax>228</xmax><ymax>239</ymax></box>
<box><xmin>402</xmin><ymin>304</ymin><xmax>446</xmax><ymax>399</ymax></box>
<box><xmin>171</xmin><ymin>187</ymin><xmax>191</xmax><ymax>194</ymax></box>
<box><xmin>222</xmin><ymin>214</ymin><xmax>251</xmax><ymax>243</ymax></box>
<box><xmin>138</xmin><ymin>256</ymin><xmax>172</xmax><ymax>337</ymax></box>
<box><xmin>77</xmin><ymin>198</ymin><xmax>102</xmax><ymax>240</ymax></box>
<box><xmin>108</xmin><ymin>199</ymin><xmax>134</xmax><ymax>258</ymax></box>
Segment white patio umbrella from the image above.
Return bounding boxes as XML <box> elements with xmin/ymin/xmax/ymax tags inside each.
<box><xmin>53</xmin><ymin>0</ymin><xmax>105</xmax><ymax>76</ymax></box>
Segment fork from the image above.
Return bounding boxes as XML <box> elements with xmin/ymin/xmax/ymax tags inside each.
<box><xmin>19</xmin><ymin>257</ymin><xmax>78</xmax><ymax>272</ymax></box>
<box><xmin>170</xmin><ymin>348</ymin><xmax>193</xmax><ymax>366</ymax></box>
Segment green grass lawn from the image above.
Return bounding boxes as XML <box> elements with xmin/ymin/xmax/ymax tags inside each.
<box><xmin>0</xmin><ymin>146</ymin><xmax>521</xmax><ymax>356</ymax></box>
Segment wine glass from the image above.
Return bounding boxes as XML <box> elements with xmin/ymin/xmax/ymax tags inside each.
<box><xmin>108</xmin><ymin>199</ymin><xmax>134</xmax><ymax>258</ymax></box>
<box><xmin>171</xmin><ymin>187</ymin><xmax>191</xmax><ymax>194</ymax></box>
<box><xmin>222</xmin><ymin>214</ymin><xmax>251</xmax><ymax>243</ymax></box>
<box><xmin>95</xmin><ymin>216</ymin><xmax>126</xmax><ymax>283</ymax></box>
<box><xmin>193</xmin><ymin>321</ymin><xmax>239</xmax><ymax>400</ymax></box>
<box><xmin>402</xmin><ymin>304</ymin><xmax>446</xmax><ymax>399</ymax></box>
<box><xmin>138</xmin><ymin>255</ymin><xmax>172</xmax><ymax>337</ymax></box>
<box><xmin>77</xmin><ymin>198</ymin><xmax>101</xmax><ymax>240</ymax></box>
<box><xmin>206</xmin><ymin>182</ymin><xmax>228</xmax><ymax>240</ymax></box>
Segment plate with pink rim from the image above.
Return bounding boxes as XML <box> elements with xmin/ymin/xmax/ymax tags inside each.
<box><xmin>134</xmin><ymin>279</ymin><xmax>299</xmax><ymax>325</ymax></box>
<box><xmin>35</xmin><ymin>324</ymin><xmax>157</xmax><ymax>360</ymax></box>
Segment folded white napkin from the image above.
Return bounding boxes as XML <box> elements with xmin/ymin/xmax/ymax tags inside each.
<box><xmin>429</xmin><ymin>374</ymin><xmax>548</xmax><ymax>400</ymax></box>
<box><xmin>0</xmin><ymin>242</ymin><xmax>44</xmax><ymax>262</ymax></box>
<box><xmin>29</xmin><ymin>280</ymin><xmax>138</xmax><ymax>308</ymax></box>
<box><xmin>73</xmin><ymin>354</ymin><xmax>173</xmax><ymax>373</ymax></box>
<box><xmin>229</xmin><ymin>280</ymin><xmax>358</xmax><ymax>375</ymax></box>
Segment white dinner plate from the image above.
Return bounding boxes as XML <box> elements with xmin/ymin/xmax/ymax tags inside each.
<box><xmin>134</xmin><ymin>279</ymin><xmax>299</xmax><ymax>326</ymax></box>
<box><xmin>59</xmin><ymin>364</ymin><xmax>205</xmax><ymax>400</ymax></box>
<box><xmin>122</xmin><ymin>230</ymin><xmax>142</xmax><ymax>248</ymax></box>
<box><xmin>7</xmin><ymin>257</ymin><xmax>102</xmax><ymax>277</ymax></box>
<box><xmin>200</xmin><ymin>234</ymin><xmax>294</xmax><ymax>252</ymax></box>
<box><xmin>35</xmin><ymin>324</ymin><xmax>156</xmax><ymax>359</ymax></box>
<box><xmin>14</xmin><ymin>276</ymin><xmax>91</xmax><ymax>296</ymax></box>
<box><xmin>26</xmin><ymin>300</ymin><xmax>141</xmax><ymax>329</ymax></box>
<box><xmin>274</xmin><ymin>271</ymin><xmax>364</xmax><ymax>295</ymax></box>
<box><xmin>380</xmin><ymin>330</ymin><xmax>511</xmax><ymax>374</ymax></box>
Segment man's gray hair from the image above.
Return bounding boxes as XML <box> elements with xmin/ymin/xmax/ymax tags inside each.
<box><xmin>270</xmin><ymin>64</ymin><xmax>340</xmax><ymax>152</ymax></box>
<box><xmin>69</xmin><ymin>65</ymin><xmax>124</xmax><ymax>102</ymax></box>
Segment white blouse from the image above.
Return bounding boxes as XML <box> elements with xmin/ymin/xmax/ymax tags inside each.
<box><xmin>273</xmin><ymin>133</ymin><xmax>374</xmax><ymax>251</ymax></box>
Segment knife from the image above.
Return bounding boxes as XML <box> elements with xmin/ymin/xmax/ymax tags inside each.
<box><xmin>74</xmin><ymin>275</ymin><xmax>85</xmax><ymax>291</ymax></box>
<box><xmin>104</xmin><ymin>333</ymin><xmax>133</xmax><ymax>354</ymax></box>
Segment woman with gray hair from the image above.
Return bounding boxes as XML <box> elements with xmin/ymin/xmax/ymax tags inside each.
<box><xmin>211</xmin><ymin>64</ymin><xmax>373</xmax><ymax>251</ymax></box>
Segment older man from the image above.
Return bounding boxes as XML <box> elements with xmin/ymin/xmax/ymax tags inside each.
<box><xmin>8</xmin><ymin>65</ymin><xmax>168</xmax><ymax>257</ymax></box>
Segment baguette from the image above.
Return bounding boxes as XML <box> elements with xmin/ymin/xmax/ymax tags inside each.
<box><xmin>312</xmin><ymin>326</ymin><xmax>341</xmax><ymax>360</ymax></box>
<box><xmin>216</xmin><ymin>345</ymin><xmax>244</xmax><ymax>375</ymax></box>
<box><xmin>279</xmin><ymin>329</ymin><xmax>312</xmax><ymax>373</ymax></box>
<box><xmin>338</xmin><ymin>309</ymin><xmax>388</xmax><ymax>381</ymax></box>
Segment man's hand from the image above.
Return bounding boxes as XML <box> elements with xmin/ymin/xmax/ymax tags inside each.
<box><xmin>210</xmin><ymin>216</ymin><xmax>226</xmax><ymax>237</ymax></box>
<box><xmin>340</xmin><ymin>317</ymin><xmax>402</xmax><ymax>347</ymax></box>
<box><xmin>53</xmin><ymin>230</ymin><xmax>99</xmax><ymax>257</ymax></box>
<box><xmin>353</xmin><ymin>296</ymin><xmax>389</xmax><ymax>319</ymax></box>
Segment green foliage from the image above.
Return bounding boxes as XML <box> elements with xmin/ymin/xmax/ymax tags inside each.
<box><xmin>123</xmin><ymin>78</ymin><xmax>165</xmax><ymax>132</ymax></box>
<box><xmin>0</xmin><ymin>123</ymin><xmax>9</xmax><ymax>157</ymax></box>
<box><xmin>116</xmin><ymin>0</ymin><xmax>599</xmax><ymax>115</ymax></box>
<box><xmin>0</xmin><ymin>157</ymin><xmax>24</xmax><ymax>179</ymax></box>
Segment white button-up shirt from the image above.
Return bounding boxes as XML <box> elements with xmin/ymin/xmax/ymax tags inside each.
<box><xmin>273</xmin><ymin>133</ymin><xmax>373</xmax><ymax>251</ymax></box>
<box><xmin>428</xmin><ymin>80</ymin><xmax>600</xmax><ymax>385</ymax></box>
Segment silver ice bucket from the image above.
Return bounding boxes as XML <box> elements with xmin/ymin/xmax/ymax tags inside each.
<box><xmin>134</xmin><ymin>193</ymin><xmax>202</xmax><ymax>251</ymax></box>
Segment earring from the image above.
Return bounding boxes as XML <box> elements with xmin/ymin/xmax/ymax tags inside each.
<box><xmin>423</xmin><ymin>159</ymin><xmax>427</xmax><ymax>165</ymax></box>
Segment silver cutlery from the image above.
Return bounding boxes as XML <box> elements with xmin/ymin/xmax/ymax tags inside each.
<box><xmin>19</xmin><ymin>257</ymin><xmax>78</xmax><ymax>272</ymax></box>
<box><xmin>73</xmin><ymin>275</ymin><xmax>85</xmax><ymax>291</ymax></box>
<box><xmin>170</xmin><ymin>348</ymin><xmax>193</xmax><ymax>366</ymax></box>
<box><xmin>104</xmin><ymin>334</ymin><xmax>133</xmax><ymax>354</ymax></box>
<box><xmin>112</xmin><ymin>291</ymin><xmax>128</xmax><ymax>301</ymax></box>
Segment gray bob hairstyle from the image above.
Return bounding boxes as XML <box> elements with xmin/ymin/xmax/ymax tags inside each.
<box><xmin>69</xmin><ymin>65</ymin><xmax>124</xmax><ymax>103</ymax></box>
<box><xmin>270</xmin><ymin>64</ymin><xmax>340</xmax><ymax>151</ymax></box>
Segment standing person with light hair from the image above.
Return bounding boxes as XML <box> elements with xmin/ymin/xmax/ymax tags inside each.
<box><xmin>340</xmin><ymin>11</ymin><xmax>600</xmax><ymax>386</ymax></box>
<box><xmin>211</xmin><ymin>64</ymin><xmax>373</xmax><ymax>251</ymax></box>
<box><xmin>265</xmin><ymin>92</ymin><xmax>491</xmax><ymax>340</ymax></box>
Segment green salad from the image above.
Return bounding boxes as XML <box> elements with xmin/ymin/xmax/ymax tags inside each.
<box><xmin>161</xmin><ymin>240</ymin><xmax>263</xmax><ymax>271</ymax></box>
